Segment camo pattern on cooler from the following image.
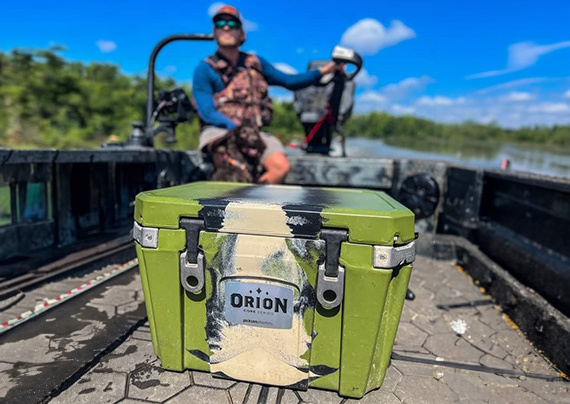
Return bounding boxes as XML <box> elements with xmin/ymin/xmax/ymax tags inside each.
<box><xmin>201</xmin><ymin>232</ymin><xmax>325</xmax><ymax>388</ymax></box>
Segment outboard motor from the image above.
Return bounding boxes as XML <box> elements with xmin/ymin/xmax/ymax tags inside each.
<box><xmin>122</xmin><ymin>33</ymin><xmax>214</xmax><ymax>147</ymax></box>
<box><xmin>294</xmin><ymin>46</ymin><xmax>362</xmax><ymax>156</ymax></box>
<box><xmin>125</xmin><ymin>88</ymin><xmax>192</xmax><ymax>147</ymax></box>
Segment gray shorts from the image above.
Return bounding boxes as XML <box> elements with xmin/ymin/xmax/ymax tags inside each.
<box><xmin>199</xmin><ymin>126</ymin><xmax>285</xmax><ymax>164</ymax></box>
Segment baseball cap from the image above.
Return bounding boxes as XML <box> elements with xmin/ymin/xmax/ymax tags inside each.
<box><xmin>213</xmin><ymin>5</ymin><xmax>243</xmax><ymax>24</ymax></box>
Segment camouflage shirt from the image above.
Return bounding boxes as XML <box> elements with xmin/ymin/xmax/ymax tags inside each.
<box><xmin>193</xmin><ymin>52</ymin><xmax>322</xmax><ymax>130</ymax></box>
<box><xmin>205</xmin><ymin>52</ymin><xmax>272</xmax><ymax>128</ymax></box>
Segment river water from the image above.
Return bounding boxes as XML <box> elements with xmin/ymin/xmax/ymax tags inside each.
<box><xmin>328</xmin><ymin>137</ymin><xmax>570</xmax><ymax>178</ymax></box>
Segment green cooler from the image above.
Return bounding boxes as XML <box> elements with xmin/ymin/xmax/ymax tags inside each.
<box><xmin>133</xmin><ymin>181</ymin><xmax>415</xmax><ymax>398</ymax></box>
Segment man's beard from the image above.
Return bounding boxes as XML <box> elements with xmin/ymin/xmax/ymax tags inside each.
<box><xmin>216</xmin><ymin>32</ymin><xmax>241</xmax><ymax>48</ymax></box>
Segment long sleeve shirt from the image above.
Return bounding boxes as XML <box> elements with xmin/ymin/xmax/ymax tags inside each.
<box><xmin>192</xmin><ymin>53</ymin><xmax>322</xmax><ymax>129</ymax></box>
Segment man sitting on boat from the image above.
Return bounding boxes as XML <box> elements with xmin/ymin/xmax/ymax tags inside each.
<box><xmin>192</xmin><ymin>5</ymin><xmax>342</xmax><ymax>184</ymax></box>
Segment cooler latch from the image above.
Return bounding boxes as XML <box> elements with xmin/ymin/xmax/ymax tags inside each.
<box><xmin>317</xmin><ymin>228</ymin><xmax>348</xmax><ymax>309</ymax></box>
<box><xmin>179</xmin><ymin>218</ymin><xmax>206</xmax><ymax>293</ymax></box>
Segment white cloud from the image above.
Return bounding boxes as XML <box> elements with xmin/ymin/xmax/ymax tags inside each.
<box><xmin>508</xmin><ymin>41</ymin><xmax>570</xmax><ymax>71</ymax></box>
<box><xmin>416</xmin><ymin>96</ymin><xmax>451</xmax><ymax>106</ymax></box>
<box><xmin>340</xmin><ymin>19</ymin><xmax>415</xmax><ymax>55</ymax></box>
<box><xmin>501</xmin><ymin>91</ymin><xmax>534</xmax><ymax>102</ymax></box>
<box><xmin>356</xmin><ymin>86</ymin><xmax>570</xmax><ymax>128</ymax></box>
<box><xmin>208</xmin><ymin>2</ymin><xmax>225</xmax><ymax>17</ymax></box>
<box><xmin>357</xmin><ymin>91</ymin><xmax>388</xmax><ymax>105</ymax></box>
<box><xmin>273</xmin><ymin>63</ymin><xmax>298</xmax><ymax>75</ymax></box>
<box><xmin>467</xmin><ymin>40</ymin><xmax>570</xmax><ymax>79</ymax></box>
<box><xmin>380</xmin><ymin>75</ymin><xmax>434</xmax><ymax>99</ymax></box>
<box><xmin>415</xmin><ymin>95</ymin><xmax>466</xmax><ymax>106</ymax></box>
<box><xmin>563</xmin><ymin>90</ymin><xmax>570</xmax><ymax>99</ymax></box>
<box><xmin>391</xmin><ymin>104</ymin><xmax>416</xmax><ymax>115</ymax></box>
<box><xmin>354</xmin><ymin>75</ymin><xmax>433</xmax><ymax>112</ymax></box>
<box><xmin>207</xmin><ymin>3</ymin><xmax>258</xmax><ymax>32</ymax></box>
<box><xmin>415</xmin><ymin>98</ymin><xmax>570</xmax><ymax>127</ymax></box>
<box><xmin>296</xmin><ymin>48</ymin><xmax>305</xmax><ymax>54</ymax></box>
<box><xmin>96</xmin><ymin>40</ymin><xmax>116</xmax><ymax>53</ymax></box>
<box><xmin>477</xmin><ymin>77</ymin><xmax>553</xmax><ymax>94</ymax></box>
<box><xmin>354</xmin><ymin>68</ymin><xmax>379</xmax><ymax>88</ymax></box>
<box><xmin>243</xmin><ymin>20</ymin><xmax>258</xmax><ymax>32</ymax></box>
<box><xmin>528</xmin><ymin>102</ymin><xmax>570</xmax><ymax>114</ymax></box>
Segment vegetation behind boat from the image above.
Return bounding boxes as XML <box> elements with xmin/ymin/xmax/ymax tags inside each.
<box><xmin>1</xmin><ymin>48</ymin><xmax>570</xmax><ymax>150</ymax></box>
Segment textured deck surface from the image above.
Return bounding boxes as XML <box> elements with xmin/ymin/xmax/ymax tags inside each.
<box><xmin>0</xmin><ymin>262</ymin><xmax>133</xmax><ymax>325</ymax></box>
<box><xmin>3</xmin><ymin>256</ymin><xmax>569</xmax><ymax>403</ymax></box>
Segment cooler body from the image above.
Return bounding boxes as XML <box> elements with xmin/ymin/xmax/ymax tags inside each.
<box><xmin>133</xmin><ymin>182</ymin><xmax>415</xmax><ymax>398</ymax></box>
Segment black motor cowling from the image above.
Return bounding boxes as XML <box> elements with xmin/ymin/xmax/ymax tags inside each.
<box><xmin>293</xmin><ymin>46</ymin><xmax>362</xmax><ymax>155</ymax></box>
<box><xmin>155</xmin><ymin>88</ymin><xmax>192</xmax><ymax>123</ymax></box>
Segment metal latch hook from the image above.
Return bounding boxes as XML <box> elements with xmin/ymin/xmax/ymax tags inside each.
<box><xmin>316</xmin><ymin>228</ymin><xmax>348</xmax><ymax>309</ymax></box>
<box><xmin>316</xmin><ymin>263</ymin><xmax>345</xmax><ymax>309</ymax></box>
<box><xmin>180</xmin><ymin>251</ymin><xmax>205</xmax><ymax>293</ymax></box>
<box><xmin>179</xmin><ymin>218</ymin><xmax>206</xmax><ymax>294</ymax></box>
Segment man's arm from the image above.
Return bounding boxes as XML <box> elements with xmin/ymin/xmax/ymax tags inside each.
<box><xmin>259</xmin><ymin>57</ymin><xmax>322</xmax><ymax>91</ymax></box>
<box><xmin>192</xmin><ymin>62</ymin><xmax>238</xmax><ymax>130</ymax></box>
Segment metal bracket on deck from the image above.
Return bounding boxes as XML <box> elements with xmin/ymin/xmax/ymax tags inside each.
<box><xmin>133</xmin><ymin>222</ymin><xmax>159</xmax><ymax>248</ymax></box>
<box><xmin>373</xmin><ymin>241</ymin><xmax>416</xmax><ymax>269</ymax></box>
<box><xmin>179</xmin><ymin>218</ymin><xmax>206</xmax><ymax>293</ymax></box>
<box><xmin>317</xmin><ymin>229</ymin><xmax>348</xmax><ymax>309</ymax></box>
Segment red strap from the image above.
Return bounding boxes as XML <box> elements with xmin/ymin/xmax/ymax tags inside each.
<box><xmin>287</xmin><ymin>142</ymin><xmax>301</xmax><ymax>149</ymax></box>
<box><xmin>303</xmin><ymin>105</ymin><xmax>336</xmax><ymax>146</ymax></box>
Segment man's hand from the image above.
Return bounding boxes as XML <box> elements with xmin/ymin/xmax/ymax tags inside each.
<box><xmin>319</xmin><ymin>61</ymin><xmax>345</xmax><ymax>76</ymax></box>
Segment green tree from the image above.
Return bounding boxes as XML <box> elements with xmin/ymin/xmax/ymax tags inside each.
<box><xmin>1</xmin><ymin>47</ymin><xmax>569</xmax><ymax>150</ymax></box>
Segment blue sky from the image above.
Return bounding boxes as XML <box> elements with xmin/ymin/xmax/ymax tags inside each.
<box><xmin>1</xmin><ymin>0</ymin><xmax>570</xmax><ymax>128</ymax></box>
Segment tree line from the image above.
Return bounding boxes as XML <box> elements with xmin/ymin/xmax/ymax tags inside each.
<box><xmin>343</xmin><ymin>112</ymin><xmax>570</xmax><ymax>148</ymax></box>
<box><xmin>1</xmin><ymin>48</ymin><xmax>569</xmax><ymax>150</ymax></box>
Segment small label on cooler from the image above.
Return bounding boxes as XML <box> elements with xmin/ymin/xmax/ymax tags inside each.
<box><xmin>224</xmin><ymin>281</ymin><xmax>294</xmax><ymax>329</ymax></box>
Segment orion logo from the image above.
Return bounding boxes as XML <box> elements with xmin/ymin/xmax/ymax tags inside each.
<box><xmin>230</xmin><ymin>286</ymin><xmax>288</xmax><ymax>314</ymax></box>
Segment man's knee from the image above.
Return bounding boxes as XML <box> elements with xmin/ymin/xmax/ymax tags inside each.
<box><xmin>266</xmin><ymin>152</ymin><xmax>289</xmax><ymax>173</ymax></box>
<box><xmin>258</xmin><ymin>152</ymin><xmax>289</xmax><ymax>184</ymax></box>
<box><xmin>279</xmin><ymin>155</ymin><xmax>290</xmax><ymax>176</ymax></box>
<box><xmin>199</xmin><ymin>126</ymin><xmax>228</xmax><ymax>153</ymax></box>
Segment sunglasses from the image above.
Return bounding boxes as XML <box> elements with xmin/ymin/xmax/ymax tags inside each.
<box><xmin>214</xmin><ymin>19</ymin><xmax>241</xmax><ymax>29</ymax></box>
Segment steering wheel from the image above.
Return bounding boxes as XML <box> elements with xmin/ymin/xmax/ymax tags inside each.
<box><xmin>320</xmin><ymin>46</ymin><xmax>363</xmax><ymax>84</ymax></box>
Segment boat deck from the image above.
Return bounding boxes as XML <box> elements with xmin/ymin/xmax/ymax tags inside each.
<box><xmin>2</xmin><ymin>254</ymin><xmax>567</xmax><ymax>404</ymax></box>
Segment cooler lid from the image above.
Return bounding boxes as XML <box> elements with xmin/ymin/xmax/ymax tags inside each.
<box><xmin>135</xmin><ymin>181</ymin><xmax>415</xmax><ymax>245</ymax></box>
